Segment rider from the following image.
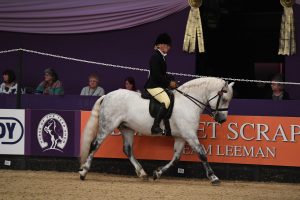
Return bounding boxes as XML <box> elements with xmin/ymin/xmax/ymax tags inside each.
<box><xmin>144</xmin><ymin>33</ymin><xmax>177</xmax><ymax>134</ymax></box>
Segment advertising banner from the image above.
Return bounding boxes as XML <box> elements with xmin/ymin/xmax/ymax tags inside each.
<box><xmin>81</xmin><ymin>111</ymin><xmax>300</xmax><ymax>167</ymax></box>
<box><xmin>26</xmin><ymin>110</ymin><xmax>80</xmax><ymax>157</ymax></box>
<box><xmin>0</xmin><ymin>109</ymin><xmax>25</xmax><ymax>155</ymax></box>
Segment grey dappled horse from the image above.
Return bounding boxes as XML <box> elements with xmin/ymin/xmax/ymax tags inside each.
<box><xmin>79</xmin><ymin>77</ymin><xmax>234</xmax><ymax>185</ymax></box>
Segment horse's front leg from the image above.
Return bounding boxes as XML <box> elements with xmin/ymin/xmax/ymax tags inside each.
<box><xmin>121</xmin><ymin>129</ymin><xmax>148</xmax><ymax>180</ymax></box>
<box><xmin>153</xmin><ymin>137</ymin><xmax>185</xmax><ymax>180</ymax></box>
<box><xmin>186</xmin><ymin>137</ymin><xmax>220</xmax><ymax>186</ymax></box>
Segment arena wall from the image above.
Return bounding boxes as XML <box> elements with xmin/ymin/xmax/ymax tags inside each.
<box><xmin>1</xmin><ymin>101</ymin><xmax>300</xmax><ymax>183</ymax></box>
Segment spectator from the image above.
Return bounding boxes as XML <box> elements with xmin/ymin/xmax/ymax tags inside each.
<box><xmin>0</xmin><ymin>69</ymin><xmax>18</xmax><ymax>94</ymax></box>
<box><xmin>80</xmin><ymin>74</ymin><xmax>105</xmax><ymax>96</ymax></box>
<box><xmin>35</xmin><ymin>68</ymin><xmax>64</xmax><ymax>95</ymax></box>
<box><xmin>124</xmin><ymin>76</ymin><xmax>140</xmax><ymax>92</ymax></box>
<box><xmin>270</xmin><ymin>74</ymin><xmax>290</xmax><ymax>100</ymax></box>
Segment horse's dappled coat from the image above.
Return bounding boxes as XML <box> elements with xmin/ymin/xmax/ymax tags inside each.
<box><xmin>80</xmin><ymin>77</ymin><xmax>234</xmax><ymax>185</ymax></box>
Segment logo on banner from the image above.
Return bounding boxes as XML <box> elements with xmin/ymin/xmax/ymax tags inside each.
<box><xmin>37</xmin><ymin>113</ymin><xmax>68</xmax><ymax>152</ymax></box>
<box><xmin>0</xmin><ymin>117</ymin><xmax>24</xmax><ymax>145</ymax></box>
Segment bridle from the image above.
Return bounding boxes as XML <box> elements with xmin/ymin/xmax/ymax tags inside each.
<box><xmin>208</xmin><ymin>88</ymin><xmax>229</xmax><ymax>113</ymax></box>
<box><xmin>175</xmin><ymin>84</ymin><xmax>229</xmax><ymax>118</ymax></box>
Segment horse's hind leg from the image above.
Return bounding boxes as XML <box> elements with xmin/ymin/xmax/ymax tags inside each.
<box><xmin>186</xmin><ymin>137</ymin><xmax>220</xmax><ymax>185</ymax></box>
<box><xmin>121</xmin><ymin>128</ymin><xmax>148</xmax><ymax>179</ymax></box>
<box><xmin>153</xmin><ymin>137</ymin><xmax>185</xmax><ymax>180</ymax></box>
<box><xmin>79</xmin><ymin>130</ymin><xmax>111</xmax><ymax>180</ymax></box>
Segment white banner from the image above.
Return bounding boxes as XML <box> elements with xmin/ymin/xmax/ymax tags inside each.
<box><xmin>0</xmin><ymin>109</ymin><xmax>25</xmax><ymax>155</ymax></box>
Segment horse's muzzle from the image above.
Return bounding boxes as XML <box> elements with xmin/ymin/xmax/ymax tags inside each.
<box><xmin>218</xmin><ymin>118</ymin><xmax>226</xmax><ymax>124</ymax></box>
<box><xmin>214</xmin><ymin>113</ymin><xmax>227</xmax><ymax>124</ymax></box>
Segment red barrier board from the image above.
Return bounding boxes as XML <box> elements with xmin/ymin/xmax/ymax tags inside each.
<box><xmin>81</xmin><ymin>111</ymin><xmax>300</xmax><ymax>167</ymax></box>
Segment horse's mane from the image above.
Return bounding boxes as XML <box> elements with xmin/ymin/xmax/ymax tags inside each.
<box><xmin>177</xmin><ymin>77</ymin><xmax>225</xmax><ymax>93</ymax></box>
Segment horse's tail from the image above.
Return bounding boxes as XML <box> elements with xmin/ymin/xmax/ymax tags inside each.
<box><xmin>80</xmin><ymin>95</ymin><xmax>105</xmax><ymax>165</ymax></box>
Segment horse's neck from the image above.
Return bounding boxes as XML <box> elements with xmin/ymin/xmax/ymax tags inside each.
<box><xmin>175</xmin><ymin>81</ymin><xmax>210</xmax><ymax>116</ymax></box>
<box><xmin>177</xmin><ymin>81</ymin><xmax>210</xmax><ymax>103</ymax></box>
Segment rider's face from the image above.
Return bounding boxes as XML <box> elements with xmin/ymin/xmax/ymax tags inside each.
<box><xmin>159</xmin><ymin>44</ymin><xmax>171</xmax><ymax>54</ymax></box>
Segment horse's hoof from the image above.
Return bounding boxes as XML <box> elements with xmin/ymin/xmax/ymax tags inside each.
<box><xmin>79</xmin><ymin>168</ymin><xmax>87</xmax><ymax>181</ymax></box>
<box><xmin>209</xmin><ymin>174</ymin><xmax>221</xmax><ymax>186</ymax></box>
<box><xmin>136</xmin><ymin>169</ymin><xmax>148</xmax><ymax>181</ymax></box>
<box><xmin>80</xmin><ymin>175</ymin><xmax>86</xmax><ymax>181</ymax></box>
<box><xmin>211</xmin><ymin>179</ymin><xmax>221</xmax><ymax>186</ymax></box>
<box><xmin>152</xmin><ymin>170</ymin><xmax>160</xmax><ymax>180</ymax></box>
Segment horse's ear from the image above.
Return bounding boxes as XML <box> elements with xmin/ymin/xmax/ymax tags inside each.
<box><xmin>221</xmin><ymin>81</ymin><xmax>229</xmax><ymax>93</ymax></box>
<box><xmin>229</xmin><ymin>82</ymin><xmax>235</xmax><ymax>88</ymax></box>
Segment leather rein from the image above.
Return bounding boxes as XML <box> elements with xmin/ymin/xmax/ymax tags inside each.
<box><xmin>175</xmin><ymin>86</ymin><xmax>229</xmax><ymax>117</ymax></box>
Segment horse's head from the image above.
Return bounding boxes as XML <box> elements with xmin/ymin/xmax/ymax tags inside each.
<box><xmin>207</xmin><ymin>81</ymin><xmax>234</xmax><ymax>124</ymax></box>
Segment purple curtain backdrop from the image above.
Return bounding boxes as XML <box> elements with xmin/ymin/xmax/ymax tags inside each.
<box><xmin>0</xmin><ymin>2</ymin><xmax>299</xmax><ymax>99</ymax></box>
<box><xmin>0</xmin><ymin>0</ymin><xmax>188</xmax><ymax>34</ymax></box>
<box><xmin>0</xmin><ymin>8</ymin><xmax>195</xmax><ymax>95</ymax></box>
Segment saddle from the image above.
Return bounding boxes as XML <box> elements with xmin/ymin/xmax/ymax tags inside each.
<box><xmin>141</xmin><ymin>89</ymin><xmax>174</xmax><ymax>136</ymax></box>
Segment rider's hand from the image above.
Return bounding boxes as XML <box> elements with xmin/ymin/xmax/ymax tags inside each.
<box><xmin>169</xmin><ymin>81</ymin><xmax>177</xmax><ymax>89</ymax></box>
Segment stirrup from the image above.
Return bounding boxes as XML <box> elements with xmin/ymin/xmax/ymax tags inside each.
<box><xmin>151</xmin><ymin>126</ymin><xmax>163</xmax><ymax>135</ymax></box>
<box><xmin>163</xmin><ymin>129</ymin><xmax>171</xmax><ymax>136</ymax></box>
<box><xmin>161</xmin><ymin>130</ymin><xmax>168</xmax><ymax>136</ymax></box>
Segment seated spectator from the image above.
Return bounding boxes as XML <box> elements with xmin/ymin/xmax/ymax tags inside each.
<box><xmin>80</xmin><ymin>74</ymin><xmax>105</xmax><ymax>96</ymax></box>
<box><xmin>35</xmin><ymin>68</ymin><xmax>64</xmax><ymax>95</ymax></box>
<box><xmin>0</xmin><ymin>69</ymin><xmax>18</xmax><ymax>94</ymax></box>
<box><xmin>124</xmin><ymin>76</ymin><xmax>140</xmax><ymax>93</ymax></box>
<box><xmin>270</xmin><ymin>74</ymin><xmax>290</xmax><ymax>100</ymax></box>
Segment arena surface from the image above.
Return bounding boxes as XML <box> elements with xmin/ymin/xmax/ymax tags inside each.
<box><xmin>1</xmin><ymin>170</ymin><xmax>300</xmax><ymax>200</ymax></box>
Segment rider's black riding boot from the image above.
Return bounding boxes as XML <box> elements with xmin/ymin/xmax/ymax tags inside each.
<box><xmin>151</xmin><ymin>103</ymin><xmax>166</xmax><ymax>135</ymax></box>
<box><xmin>163</xmin><ymin>118</ymin><xmax>171</xmax><ymax>136</ymax></box>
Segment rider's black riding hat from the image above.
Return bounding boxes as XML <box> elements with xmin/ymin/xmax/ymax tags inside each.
<box><xmin>154</xmin><ymin>33</ymin><xmax>172</xmax><ymax>46</ymax></box>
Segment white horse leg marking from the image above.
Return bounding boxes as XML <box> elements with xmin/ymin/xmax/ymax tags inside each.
<box><xmin>185</xmin><ymin>137</ymin><xmax>220</xmax><ymax>185</ymax></box>
<box><xmin>121</xmin><ymin>129</ymin><xmax>147</xmax><ymax>179</ymax></box>
<box><xmin>153</xmin><ymin>138</ymin><xmax>185</xmax><ymax>180</ymax></box>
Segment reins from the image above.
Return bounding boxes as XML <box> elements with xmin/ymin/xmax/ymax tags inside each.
<box><xmin>174</xmin><ymin>86</ymin><xmax>229</xmax><ymax>117</ymax></box>
<box><xmin>175</xmin><ymin>88</ymin><xmax>215</xmax><ymax>117</ymax></box>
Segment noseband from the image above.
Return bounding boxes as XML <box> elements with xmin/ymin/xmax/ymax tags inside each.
<box><xmin>175</xmin><ymin>85</ymin><xmax>229</xmax><ymax>117</ymax></box>
<box><xmin>207</xmin><ymin>89</ymin><xmax>229</xmax><ymax>113</ymax></box>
